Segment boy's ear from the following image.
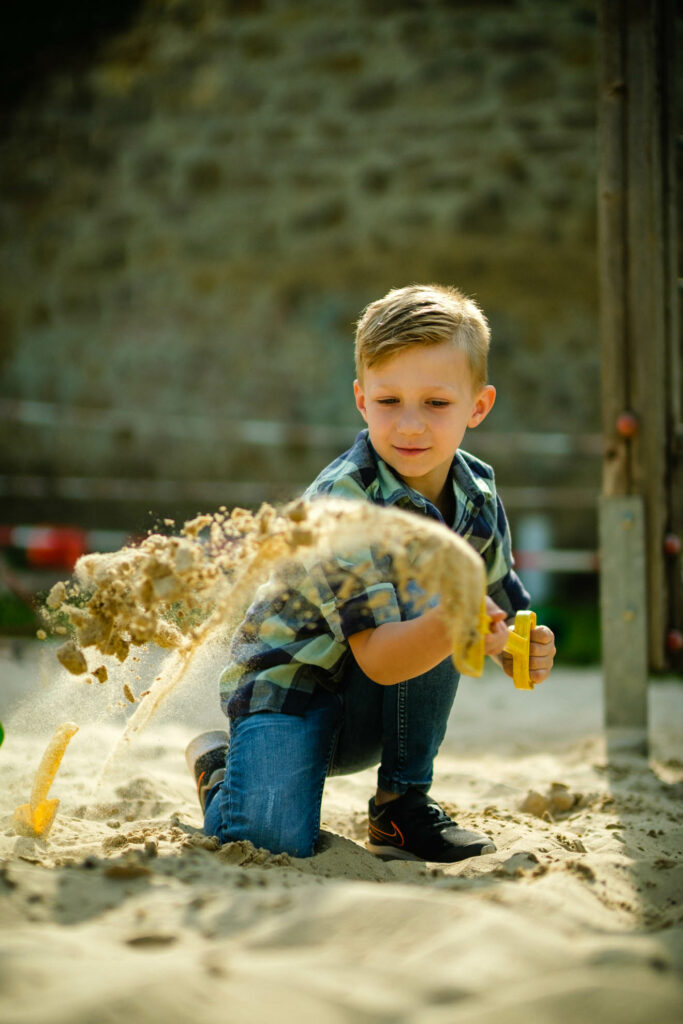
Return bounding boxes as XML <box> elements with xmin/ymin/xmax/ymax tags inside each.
<box><xmin>353</xmin><ymin>379</ymin><xmax>368</xmax><ymax>422</ymax></box>
<box><xmin>467</xmin><ymin>385</ymin><xmax>496</xmax><ymax>428</ymax></box>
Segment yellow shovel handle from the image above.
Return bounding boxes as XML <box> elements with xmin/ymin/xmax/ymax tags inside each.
<box><xmin>30</xmin><ymin>722</ymin><xmax>79</xmax><ymax>809</ymax></box>
<box><xmin>456</xmin><ymin>597</ymin><xmax>491</xmax><ymax>677</ymax></box>
<box><xmin>504</xmin><ymin>610</ymin><xmax>537</xmax><ymax>690</ymax></box>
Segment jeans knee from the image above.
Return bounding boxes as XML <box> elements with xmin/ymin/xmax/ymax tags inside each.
<box><xmin>215</xmin><ymin>812</ymin><xmax>315</xmax><ymax>857</ymax></box>
<box><xmin>248</xmin><ymin>820</ymin><xmax>316</xmax><ymax>858</ymax></box>
<box><xmin>205</xmin><ymin>780</ymin><xmax>318</xmax><ymax>858</ymax></box>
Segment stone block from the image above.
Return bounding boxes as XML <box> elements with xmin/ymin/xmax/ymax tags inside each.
<box><xmin>494</xmin><ymin>150</ymin><xmax>530</xmax><ymax>184</ymax></box>
<box><xmin>360</xmin><ymin>166</ymin><xmax>393</xmax><ymax>194</ymax></box>
<box><xmin>422</xmin><ymin>171</ymin><xmax>472</xmax><ymax>193</ymax></box>
<box><xmin>498</xmin><ymin>55</ymin><xmax>557</xmax><ymax>104</ymax></box>
<box><xmin>32</xmin><ymin>229</ymin><xmax>71</xmax><ymax>270</ymax></box>
<box><xmin>60</xmin><ymin>290</ymin><xmax>103</xmax><ymax>320</ymax></box>
<box><xmin>134</xmin><ymin>150</ymin><xmax>174</xmax><ymax>192</ymax></box>
<box><xmin>457</xmin><ymin>190</ymin><xmax>507</xmax><ymax>235</ymax></box>
<box><xmin>291</xmin><ymin>198</ymin><xmax>347</xmax><ymax>232</ymax></box>
<box><xmin>240</xmin><ymin>31</ymin><xmax>282</xmax><ymax>59</ymax></box>
<box><xmin>29</xmin><ymin>304</ymin><xmax>52</xmax><ymax>328</ymax></box>
<box><xmin>186</xmin><ymin>159</ymin><xmax>223</xmax><ymax>194</ymax></box>
<box><xmin>397</xmin><ymin>206</ymin><xmax>435</xmax><ymax>228</ymax></box>
<box><xmin>362</xmin><ymin>0</ymin><xmax>431</xmax><ymax>13</ymax></box>
<box><xmin>225</xmin><ymin>79</ymin><xmax>265</xmax><ymax>115</ymax></box>
<box><xmin>67</xmin><ymin>242</ymin><xmax>128</xmax><ymax>278</ymax></box>
<box><xmin>487</xmin><ymin>31</ymin><xmax>546</xmax><ymax>55</ymax></box>
<box><xmin>348</xmin><ymin>78</ymin><xmax>397</xmax><ymax>113</ymax></box>
<box><xmin>559</xmin><ymin>106</ymin><xmax>596</xmax><ymax>131</ymax></box>
<box><xmin>278</xmin><ymin>88</ymin><xmax>322</xmax><ymax>115</ymax></box>
<box><xmin>168</xmin><ymin>0</ymin><xmax>208</xmax><ymax>29</ymax></box>
<box><xmin>308</xmin><ymin>51</ymin><xmax>364</xmax><ymax>76</ymax></box>
<box><xmin>0</xmin><ymin>306</ymin><xmax>17</xmax><ymax>364</ymax></box>
<box><xmin>221</xmin><ymin>0</ymin><xmax>267</xmax><ymax>14</ymax></box>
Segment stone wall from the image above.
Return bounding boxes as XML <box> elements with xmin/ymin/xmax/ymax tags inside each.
<box><xmin>0</xmin><ymin>0</ymin><xmax>602</xmax><ymax>529</ymax></box>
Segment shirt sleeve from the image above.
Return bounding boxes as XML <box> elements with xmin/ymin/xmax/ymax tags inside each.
<box><xmin>304</xmin><ymin>552</ymin><xmax>402</xmax><ymax>642</ymax></box>
<box><xmin>483</xmin><ymin>492</ymin><xmax>531</xmax><ymax>618</ymax></box>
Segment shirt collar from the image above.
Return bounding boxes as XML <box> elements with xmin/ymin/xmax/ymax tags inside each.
<box><xmin>451</xmin><ymin>450</ymin><xmax>489</xmax><ymax>509</ymax></box>
<box><xmin>354</xmin><ymin>429</ymin><xmax>490</xmax><ymax>521</ymax></box>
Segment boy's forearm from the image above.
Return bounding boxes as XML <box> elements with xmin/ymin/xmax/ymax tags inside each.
<box><xmin>348</xmin><ymin>609</ymin><xmax>453</xmax><ymax>685</ymax></box>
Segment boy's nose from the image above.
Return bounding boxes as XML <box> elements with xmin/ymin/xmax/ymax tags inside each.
<box><xmin>396</xmin><ymin>409</ymin><xmax>425</xmax><ymax>435</ymax></box>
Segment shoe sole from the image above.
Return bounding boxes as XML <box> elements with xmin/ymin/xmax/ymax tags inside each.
<box><xmin>366</xmin><ymin>842</ymin><xmax>424</xmax><ymax>861</ymax></box>
<box><xmin>366</xmin><ymin>840</ymin><xmax>497</xmax><ymax>862</ymax></box>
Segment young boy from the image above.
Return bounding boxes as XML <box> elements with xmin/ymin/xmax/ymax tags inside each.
<box><xmin>187</xmin><ymin>284</ymin><xmax>556</xmax><ymax>862</ymax></box>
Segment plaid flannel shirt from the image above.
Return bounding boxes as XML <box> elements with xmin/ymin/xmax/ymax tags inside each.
<box><xmin>220</xmin><ymin>429</ymin><xmax>529</xmax><ymax>719</ymax></box>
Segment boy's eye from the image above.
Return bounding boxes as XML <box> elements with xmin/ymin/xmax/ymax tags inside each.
<box><xmin>376</xmin><ymin>397</ymin><xmax>399</xmax><ymax>405</ymax></box>
<box><xmin>428</xmin><ymin>399</ymin><xmax>450</xmax><ymax>407</ymax></box>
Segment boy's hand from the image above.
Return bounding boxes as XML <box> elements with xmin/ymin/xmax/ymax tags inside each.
<box><xmin>484</xmin><ymin>597</ymin><xmax>509</xmax><ymax>657</ymax></box>
<box><xmin>501</xmin><ymin>623</ymin><xmax>556</xmax><ymax>685</ymax></box>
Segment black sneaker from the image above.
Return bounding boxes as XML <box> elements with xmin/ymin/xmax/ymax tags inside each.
<box><xmin>367</xmin><ymin>788</ymin><xmax>496</xmax><ymax>863</ymax></box>
<box><xmin>185</xmin><ymin>730</ymin><xmax>228</xmax><ymax>813</ymax></box>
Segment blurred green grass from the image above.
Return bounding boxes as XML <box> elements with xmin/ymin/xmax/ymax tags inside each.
<box><xmin>0</xmin><ymin>593</ymin><xmax>39</xmax><ymax>633</ymax></box>
<box><xmin>534</xmin><ymin>600</ymin><xmax>601</xmax><ymax>666</ymax></box>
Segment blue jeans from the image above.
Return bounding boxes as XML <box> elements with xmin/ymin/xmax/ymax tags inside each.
<box><xmin>204</xmin><ymin>656</ymin><xmax>459</xmax><ymax>857</ymax></box>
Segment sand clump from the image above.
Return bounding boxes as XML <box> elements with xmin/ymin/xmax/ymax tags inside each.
<box><xmin>40</xmin><ymin>498</ymin><xmax>487</xmax><ymax>735</ymax></box>
<box><xmin>56</xmin><ymin>640</ymin><xmax>88</xmax><ymax>676</ymax></box>
<box><xmin>520</xmin><ymin>782</ymin><xmax>583</xmax><ymax>820</ymax></box>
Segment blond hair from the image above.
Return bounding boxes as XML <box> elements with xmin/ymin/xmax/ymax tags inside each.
<box><xmin>354</xmin><ymin>284</ymin><xmax>490</xmax><ymax>390</ymax></box>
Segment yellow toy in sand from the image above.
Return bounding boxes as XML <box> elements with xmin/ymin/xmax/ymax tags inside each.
<box><xmin>13</xmin><ymin>722</ymin><xmax>79</xmax><ymax>837</ymax></box>
<box><xmin>504</xmin><ymin>610</ymin><xmax>539</xmax><ymax>690</ymax></box>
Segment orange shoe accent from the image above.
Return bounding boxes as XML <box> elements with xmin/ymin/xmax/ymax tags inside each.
<box><xmin>369</xmin><ymin>820</ymin><xmax>405</xmax><ymax>846</ymax></box>
<box><xmin>196</xmin><ymin>769</ymin><xmax>206</xmax><ymax>797</ymax></box>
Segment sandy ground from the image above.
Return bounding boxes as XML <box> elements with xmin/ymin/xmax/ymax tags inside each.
<box><xmin>0</xmin><ymin>637</ymin><xmax>681</xmax><ymax>1024</ymax></box>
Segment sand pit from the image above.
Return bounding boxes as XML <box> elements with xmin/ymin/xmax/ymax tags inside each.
<box><xmin>0</xmin><ymin>636</ymin><xmax>681</xmax><ymax>1024</ymax></box>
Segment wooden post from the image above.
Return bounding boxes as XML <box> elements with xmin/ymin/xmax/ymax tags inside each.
<box><xmin>597</xmin><ymin>0</ymin><xmax>680</xmax><ymax>746</ymax></box>
<box><xmin>599</xmin><ymin>495</ymin><xmax>649</xmax><ymax>743</ymax></box>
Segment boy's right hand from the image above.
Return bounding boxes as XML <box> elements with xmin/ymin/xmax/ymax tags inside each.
<box><xmin>484</xmin><ymin>597</ymin><xmax>508</xmax><ymax>657</ymax></box>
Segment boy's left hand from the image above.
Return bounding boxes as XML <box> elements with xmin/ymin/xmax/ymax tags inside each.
<box><xmin>483</xmin><ymin>597</ymin><xmax>509</xmax><ymax>657</ymax></box>
<box><xmin>501</xmin><ymin>623</ymin><xmax>556</xmax><ymax>685</ymax></box>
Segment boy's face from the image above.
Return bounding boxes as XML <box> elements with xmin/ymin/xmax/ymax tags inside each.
<box><xmin>354</xmin><ymin>343</ymin><xmax>495</xmax><ymax>506</ymax></box>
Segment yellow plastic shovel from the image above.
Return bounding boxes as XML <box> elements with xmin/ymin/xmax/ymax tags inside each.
<box><xmin>457</xmin><ymin>596</ymin><xmax>491</xmax><ymax>677</ymax></box>
<box><xmin>504</xmin><ymin>610</ymin><xmax>538</xmax><ymax>690</ymax></box>
<box><xmin>13</xmin><ymin>722</ymin><xmax>79</xmax><ymax>837</ymax></box>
